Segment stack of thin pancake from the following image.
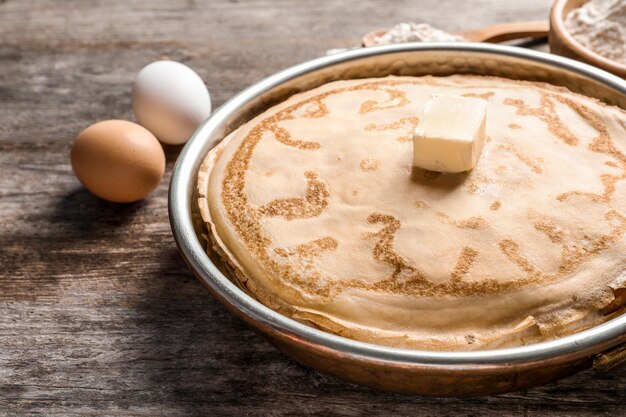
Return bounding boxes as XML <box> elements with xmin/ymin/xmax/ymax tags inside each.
<box><xmin>198</xmin><ymin>75</ymin><xmax>626</xmax><ymax>351</ymax></box>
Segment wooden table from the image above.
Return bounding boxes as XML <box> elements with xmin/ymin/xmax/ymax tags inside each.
<box><xmin>1</xmin><ymin>0</ymin><xmax>624</xmax><ymax>415</ymax></box>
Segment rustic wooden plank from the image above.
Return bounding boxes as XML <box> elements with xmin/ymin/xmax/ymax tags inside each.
<box><xmin>1</xmin><ymin>0</ymin><xmax>625</xmax><ymax>415</ymax></box>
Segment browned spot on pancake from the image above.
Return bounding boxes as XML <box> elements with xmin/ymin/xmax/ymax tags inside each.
<box><xmin>533</xmin><ymin>219</ymin><xmax>564</xmax><ymax>244</ymax></box>
<box><xmin>451</xmin><ymin>247</ymin><xmax>479</xmax><ymax>282</ymax></box>
<box><xmin>468</xmin><ymin>163</ymin><xmax>532</xmax><ymax>193</ymax></box>
<box><xmin>365</xmin><ymin>116</ymin><xmax>419</xmax><ymax>142</ymax></box>
<box><xmin>413</xmin><ymin>200</ymin><xmax>430</xmax><ymax>209</ymax></box>
<box><xmin>359</xmin><ymin>158</ymin><xmax>380</xmax><ymax>172</ymax></box>
<box><xmin>508</xmin><ymin>123</ymin><xmax>522</xmax><ymax>129</ymax></box>
<box><xmin>456</xmin><ymin>217</ymin><xmax>488</xmax><ymax>229</ymax></box>
<box><xmin>366</xmin><ymin>213</ymin><xmax>405</xmax><ymax>268</ymax></box>
<box><xmin>295</xmin><ymin>237</ymin><xmax>339</xmax><ymax>258</ymax></box>
<box><xmin>365</xmin><ymin>116</ymin><xmax>419</xmax><ymax>132</ymax></box>
<box><xmin>274</xmin><ymin>247</ymin><xmax>290</xmax><ymax>257</ymax></box>
<box><xmin>606</xmin><ymin>210</ymin><xmax>626</xmax><ymax>228</ymax></box>
<box><xmin>360</xmin><ymin>89</ymin><xmax>410</xmax><ymax>114</ymax></box>
<box><xmin>296</xmin><ymin>100</ymin><xmax>329</xmax><ymax>118</ymax></box>
<box><xmin>606</xmin><ymin>161</ymin><xmax>618</xmax><ymax>168</ymax></box>
<box><xmin>498</xmin><ymin>143</ymin><xmax>543</xmax><ymax>174</ymax></box>
<box><xmin>363</xmin><ymin>213</ymin><xmax>427</xmax><ymax>286</ymax></box>
<box><xmin>272</xmin><ymin>124</ymin><xmax>320</xmax><ymax>150</ymax></box>
<box><xmin>462</xmin><ymin>91</ymin><xmax>494</xmax><ymax>100</ymax></box>
<box><xmin>259</xmin><ymin>171</ymin><xmax>329</xmax><ymax>220</ymax></box>
<box><xmin>465</xmin><ymin>171</ymin><xmax>491</xmax><ymax>194</ymax></box>
<box><xmin>465</xmin><ymin>179</ymin><xmax>479</xmax><ymax>194</ymax></box>
<box><xmin>499</xmin><ymin>239</ymin><xmax>541</xmax><ymax>277</ymax></box>
<box><xmin>265</xmin><ymin>170</ymin><xmax>274</xmax><ymax>177</ymax></box>
<box><xmin>436</xmin><ymin>211</ymin><xmax>488</xmax><ymax>229</ymax></box>
<box><xmin>490</xmin><ymin>201</ymin><xmax>502</xmax><ymax>211</ymax></box>
<box><xmin>504</xmin><ymin>95</ymin><xmax>578</xmax><ymax>146</ymax></box>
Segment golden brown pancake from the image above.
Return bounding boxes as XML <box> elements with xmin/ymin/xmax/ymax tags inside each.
<box><xmin>197</xmin><ymin>75</ymin><xmax>626</xmax><ymax>351</ymax></box>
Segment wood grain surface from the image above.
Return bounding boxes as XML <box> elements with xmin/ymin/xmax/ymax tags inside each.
<box><xmin>1</xmin><ymin>0</ymin><xmax>625</xmax><ymax>415</ymax></box>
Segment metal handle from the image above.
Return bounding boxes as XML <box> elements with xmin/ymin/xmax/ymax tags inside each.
<box><xmin>593</xmin><ymin>343</ymin><xmax>626</xmax><ymax>374</ymax></box>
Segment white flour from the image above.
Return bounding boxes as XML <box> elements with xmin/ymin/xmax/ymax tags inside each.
<box><xmin>564</xmin><ymin>0</ymin><xmax>626</xmax><ymax>65</ymax></box>
<box><xmin>371</xmin><ymin>22</ymin><xmax>464</xmax><ymax>45</ymax></box>
<box><xmin>326</xmin><ymin>22</ymin><xmax>462</xmax><ymax>55</ymax></box>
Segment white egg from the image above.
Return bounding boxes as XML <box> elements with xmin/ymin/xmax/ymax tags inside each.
<box><xmin>132</xmin><ymin>60</ymin><xmax>211</xmax><ymax>145</ymax></box>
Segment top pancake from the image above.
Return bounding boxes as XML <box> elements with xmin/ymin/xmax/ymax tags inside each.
<box><xmin>198</xmin><ymin>75</ymin><xmax>626</xmax><ymax>350</ymax></box>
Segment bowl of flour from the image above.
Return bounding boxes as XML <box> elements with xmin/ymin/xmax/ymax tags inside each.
<box><xmin>550</xmin><ymin>0</ymin><xmax>626</xmax><ymax>78</ymax></box>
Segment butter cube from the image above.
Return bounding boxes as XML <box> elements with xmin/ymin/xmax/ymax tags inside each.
<box><xmin>412</xmin><ymin>95</ymin><xmax>487</xmax><ymax>173</ymax></box>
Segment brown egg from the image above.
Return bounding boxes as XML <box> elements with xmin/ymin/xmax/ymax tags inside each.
<box><xmin>71</xmin><ymin>120</ymin><xmax>165</xmax><ymax>203</ymax></box>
